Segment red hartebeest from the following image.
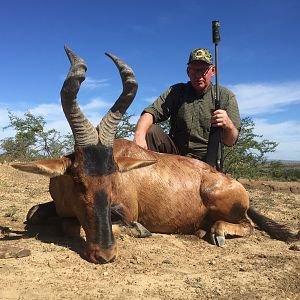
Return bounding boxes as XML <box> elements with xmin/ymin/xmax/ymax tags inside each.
<box><xmin>11</xmin><ymin>47</ymin><xmax>298</xmax><ymax>264</ymax></box>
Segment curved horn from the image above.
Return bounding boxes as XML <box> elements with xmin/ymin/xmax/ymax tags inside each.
<box><xmin>60</xmin><ymin>45</ymin><xmax>99</xmax><ymax>146</ymax></box>
<box><xmin>96</xmin><ymin>53</ymin><xmax>138</xmax><ymax>147</ymax></box>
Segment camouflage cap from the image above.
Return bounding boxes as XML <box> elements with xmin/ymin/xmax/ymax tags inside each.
<box><xmin>188</xmin><ymin>48</ymin><xmax>213</xmax><ymax>65</ymax></box>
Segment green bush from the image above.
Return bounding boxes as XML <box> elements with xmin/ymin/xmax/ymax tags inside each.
<box><xmin>0</xmin><ymin>111</ymin><xmax>74</xmax><ymax>162</ymax></box>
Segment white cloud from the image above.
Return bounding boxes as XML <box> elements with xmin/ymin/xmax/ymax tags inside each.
<box><xmin>253</xmin><ymin>118</ymin><xmax>300</xmax><ymax>161</ymax></box>
<box><xmin>227</xmin><ymin>81</ymin><xmax>300</xmax><ymax>160</ymax></box>
<box><xmin>46</xmin><ymin>119</ymin><xmax>71</xmax><ymax>135</ymax></box>
<box><xmin>82</xmin><ymin>77</ymin><xmax>109</xmax><ymax>89</ymax></box>
<box><xmin>0</xmin><ymin>109</ymin><xmax>9</xmax><ymax>126</ymax></box>
<box><xmin>254</xmin><ymin>118</ymin><xmax>300</xmax><ymax>141</ymax></box>
<box><xmin>29</xmin><ymin>103</ymin><xmax>63</xmax><ymax>119</ymax></box>
<box><xmin>0</xmin><ymin>98</ymin><xmax>111</xmax><ymax>140</ymax></box>
<box><xmin>229</xmin><ymin>81</ymin><xmax>300</xmax><ymax>115</ymax></box>
<box><xmin>267</xmin><ymin>141</ymin><xmax>300</xmax><ymax>161</ymax></box>
<box><xmin>81</xmin><ymin>97</ymin><xmax>111</xmax><ymax>111</ymax></box>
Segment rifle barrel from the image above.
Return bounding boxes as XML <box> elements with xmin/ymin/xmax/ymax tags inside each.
<box><xmin>212</xmin><ymin>20</ymin><xmax>220</xmax><ymax>109</ymax></box>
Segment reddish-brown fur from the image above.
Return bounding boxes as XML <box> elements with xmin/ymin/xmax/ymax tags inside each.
<box><xmin>9</xmin><ymin>47</ymin><xmax>254</xmax><ymax>264</ymax></box>
<box><xmin>49</xmin><ymin>139</ymin><xmax>252</xmax><ymax>243</ymax></box>
<box><xmin>12</xmin><ymin>137</ymin><xmax>298</xmax><ymax>264</ymax></box>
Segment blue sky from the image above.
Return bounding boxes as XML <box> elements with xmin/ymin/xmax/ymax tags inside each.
<box><xmin>0</xmin><ymin>0</ymin><xmax>300</xmax><ymax>161</ymax></box>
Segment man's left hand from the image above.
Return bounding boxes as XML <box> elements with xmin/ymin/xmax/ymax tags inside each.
<box><xmin>211</xmin><ymin>109</ymin><xmax>239</xmax><ymax>146</ymax></box>
<box><xmin>211</xmin><ymin>109</ymin><xmax>233</xmax><ymax>129</ymax></box>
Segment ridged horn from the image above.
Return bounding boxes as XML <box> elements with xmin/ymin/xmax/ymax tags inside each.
<box><xmin>96</xmin><ymin>53</ymin><xmax>138</xmax><ymax>147</ymax></box>
<box><xmin>60</xmin><ymin>45</ymin><xmax>99</xmax><ymax>146</ymax></box>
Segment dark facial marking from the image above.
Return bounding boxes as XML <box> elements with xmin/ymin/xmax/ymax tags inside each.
<box><xmin>82</xmin><ymin>144</ymin><xmax>116</xmax><ymax>176</ymax></box>
<box><xmin>94</xmin><ymin>190</ymin><xmax>115</xmax><ymax>248</ymax></box>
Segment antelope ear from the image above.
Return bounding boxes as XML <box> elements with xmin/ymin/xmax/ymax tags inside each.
<box><xmin>10</xmin><ymin>157</ymin><xmax>71</xmax><ymax>177</ymax></box>
<box><xmin>114</xmin><ymin>157</ymin><xmax>157</xmax><ymax>173</ymax></box>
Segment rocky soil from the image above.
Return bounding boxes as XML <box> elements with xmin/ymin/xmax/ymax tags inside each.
<box><xmin>0</xmin><ymin>164</ymin><xmax>299</xmax><ymax>300</ymax></box>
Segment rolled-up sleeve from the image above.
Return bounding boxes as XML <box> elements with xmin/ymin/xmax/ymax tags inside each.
<box><xmin>227</xmin><ymin>94</ymin><xmax>241</xmax><ymax>131</ymax></box>
<box><xmin>142</xmin><ymin>84</ymin><xmax>183</xmax><ymax>123</ymax></box>
<box><xmin>220</xmin><ymin>88</ymin><xmax>241</xmax><ymax>131</ymax></box>
<box><xmin>142</xmin><ymin>88</ymin><xmax>171</xmax><ymax>123</ymax></box>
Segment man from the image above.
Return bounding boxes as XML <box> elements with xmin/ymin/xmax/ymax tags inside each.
<box><xmin>134</xmin><ymin>48</ymin><xmax>241</xmax><ymax>162</ymax></box>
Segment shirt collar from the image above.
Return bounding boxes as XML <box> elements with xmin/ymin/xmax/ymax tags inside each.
<box><xmin>187</xmin><ymin>81</ymin><xmax>213</xmax><ymax>97</ymax></box>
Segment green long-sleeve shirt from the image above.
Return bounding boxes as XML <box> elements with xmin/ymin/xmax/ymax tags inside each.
<box><xmin>143</xmin><ymin>82</ymin><xmax>241</xmax><ymax>160</ymax></box>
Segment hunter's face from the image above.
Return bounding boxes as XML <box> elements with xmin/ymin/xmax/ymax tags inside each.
<box><xmin>187</xmin><ymin>61</ymin><xmax>215</xmax><ymax>93</ymax></box>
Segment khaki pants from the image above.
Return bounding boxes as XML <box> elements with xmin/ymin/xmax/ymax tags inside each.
<box><xmin>145</xmin><ymin>124</ymin><xmax>179</xmax><ymax>154</ymax></box>
<box><xmin>146</xmin><ymin>124</ymin><xmax>204</xmax><ymax>161</ymax></box>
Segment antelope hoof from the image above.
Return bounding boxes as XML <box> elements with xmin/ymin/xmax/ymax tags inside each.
<box><xmin>26</xmin><ymin>204</ymin><xmax>40</xmax><ymax>224</ymax></box>
<box><xmin>195</xmin><ymin>229</ymin><xmax>207</xmax><ymax>239</ymax></box>
<box><xmin>132</xmin><ymin>222</ymin><xmax>152</xmax><ymax>238</ymax></box>
<box><xmin>25</xmin><ymin>201</ymin><xmax>57</xmax><ymax>224</ymax></box>
<box><xmin>211</xmin><ymin>234</ymin><xmax>225</xmax><ymax>247</ymax></box>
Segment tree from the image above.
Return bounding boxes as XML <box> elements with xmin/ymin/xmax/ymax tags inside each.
<box><xmin>115</xmin><ymin>113</ymin><xmax>136</xmax><ymax>139</ymax></box>
<box><xmin>0</xmin><ymin>111</ymin><xmax>74</xmax><ymax>162</ymax></box>
<box><xmin>223</xmin><ymin>117</ymin><xmax>278</xmax><ymax>179</ymax></box>
<box><xmin>0</xmin><ymin>111</ymin><xmax>280</xmax><ymax>181</ymax></box>
<box><xmin>265</xmin><ymin>161</ymin><xmax>300</xmax><ymax>181</ymax></box>
<box><xmin>0</xmin><ymin>111</ymin><xmax>136</xmax><ymax>162</ymax></box>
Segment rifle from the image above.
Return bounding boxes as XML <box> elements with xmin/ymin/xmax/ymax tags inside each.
<box><xmin>205</xmin><ymin>20</ymin><xmax>224</xmax><ymax>171</ymax></box>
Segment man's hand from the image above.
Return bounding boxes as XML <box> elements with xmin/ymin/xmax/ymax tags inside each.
<box><xmin>211</xmin><ymin>109</ymin><xmax>232</xmax><ymax>129</ymax></box>
<box><xmin>211</xmin><ymin>109</ymin><xmax>238</xmax><ymax>146</ymax></box>
<box><xmin>133</xmin><ymin>112</ymin><xmax>154</xmax><ymax>149</ymax></box>
<box><xmin>133</xmin><ymin>134</ymin><xmax>148</xmax><ymax>150</ymax></box>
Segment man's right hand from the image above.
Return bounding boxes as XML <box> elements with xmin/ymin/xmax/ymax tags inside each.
<box><xmin>133</xmin><ymin>135</ymin><xmax>148</xmax><ymax>149</ymax></box>
<box><xmin>133</xmin><ymin>112</ymin><xmax>154</xmax><ymax>150</ymax></box>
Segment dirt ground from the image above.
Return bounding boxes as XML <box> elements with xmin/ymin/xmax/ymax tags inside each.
<box><xmin>0</xmin><ymin>163</ymin><xmax>299</xmax><ymax>300</ymax></box>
